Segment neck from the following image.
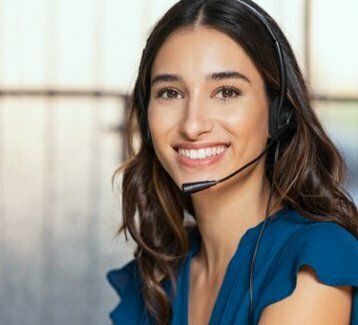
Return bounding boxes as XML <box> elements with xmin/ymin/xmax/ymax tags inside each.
<box><xmin>190</xmin><ymin>165</ymin><xmax>278</xmax><ymax>279</ymax></box>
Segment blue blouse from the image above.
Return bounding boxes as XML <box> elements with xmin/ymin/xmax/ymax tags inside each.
<box><xmin>107</xmin><ymin>207</ymin><xmax>358</xmax><ymax>324</ymax></box>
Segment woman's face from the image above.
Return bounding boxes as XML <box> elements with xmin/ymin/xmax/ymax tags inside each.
<box><xmin>148</xmin><ymin>26</ymin><xmax>270</xmax><ymax>191</ymax></box>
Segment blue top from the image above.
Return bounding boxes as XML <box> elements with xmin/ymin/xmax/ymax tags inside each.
<box><xmin>107</xmin><ymin>207</ymin><xmax>358</xmax><ymax>324</ymax></box>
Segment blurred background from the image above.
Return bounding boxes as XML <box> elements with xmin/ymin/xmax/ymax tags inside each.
<box><xmin>0</xmin><ymin>0</ymin><xmax>357</xmax><ymax>324</ymax></box>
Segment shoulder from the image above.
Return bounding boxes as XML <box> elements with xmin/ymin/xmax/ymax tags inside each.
<box><xmin>272</xmin><ymin>210</ymin><xmax>358</xmax><ymax>267</ymax></box>
<box><xmin>256</xmin><ymin>214</ymin><xmax>358</xmax><ymax>324</ymax></box>
<box><xmin>259</xmin><ymin>264</ymin><xmax>353</xmax><ymax>324</ymax></box>
<box><xmin>106</xmin><ymin>258</ymin><xmax>145</xmax><ymax>324</ymax></box>
<box><xmin>292</xmin><ymin>218</ymin><xmax>356</xmax><ymax>244</ymax></box>
<box><xmin>107</xmin><ymin>258</ymin><xmax>140</xmax><ymax>297</ymax></box>
<box><xmin>282</xmin><ymin>219</ymin><xmax>358</xmax><ymax>280</ymax></box>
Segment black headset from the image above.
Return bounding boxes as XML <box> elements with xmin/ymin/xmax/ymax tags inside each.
<box><xmin>139</xmin><ymin>0</ymin><xmax>296</xmax><ymax>148</ymax></box>
<box><xmin>138</xmin><ymin>0</ymin><xmax>297</xmax><ymax>323</ymax></box>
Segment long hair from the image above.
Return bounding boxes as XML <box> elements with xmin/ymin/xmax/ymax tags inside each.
<box><xmin>112</xmin><ymin>0</ymin><xmax>358</xmax><ymax>323</ymax></box>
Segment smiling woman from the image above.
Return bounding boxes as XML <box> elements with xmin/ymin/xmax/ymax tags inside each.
<box><xmin>106</xmin><ymin>0</ymin><xmax>358</xmax><ymax>324</ymax></box>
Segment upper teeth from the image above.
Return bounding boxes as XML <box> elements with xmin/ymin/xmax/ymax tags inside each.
<box><xmin>178</xmin><ymin>146</ymin><xmax>227</xmax><ymax>159</ymax></box>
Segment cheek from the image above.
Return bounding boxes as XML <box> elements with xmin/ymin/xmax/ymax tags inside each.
<box><xmin>254</xmin><ymin>107</ymin><xmax>269</xmax><ymax>136</ymax></box>
<box><xmin>248</xmin><ymin>95</ymin><xmax>270</xmax><ymax>138</ymax></box>
<box><xmin>147</xmin><ymin>112</ymin><xmax>160</xmax><ymax>141</ymax></box>
<box><xmin>147</xmin><ymin>103</ymin><xmax>162</xmax><ymax>141</ymax></box>
<box><xmin>148</xmin><ymin>103</ymin><xmax>181</xmax><ymax>143</ymax></box>
<box><xmin>228</xmin><ymin>105</ymin><xmax>269</xmax><ymax>140</ymax></box>
<box><xmin>147</xmin><ymin>105</ymin><xmax>175</xmax><ymax>164</ymax></box>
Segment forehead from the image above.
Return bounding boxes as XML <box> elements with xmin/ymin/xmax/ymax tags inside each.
<box><xmin>151</xmin><ymin>26</ymin><xmax>261</xmax><ymax>82</ymax></box>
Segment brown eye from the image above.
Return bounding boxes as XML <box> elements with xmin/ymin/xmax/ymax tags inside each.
<box><xmin>221</xmin><ymin>88</ymin><xmax>235</xmax><ymax>97</ymax></box>
<box><xmin>216</xmin><ymin>86</ymin><xmax>241</xmax><ymax>101</ymax></box>
<box><xmin>156</xmin><ymin>88</ymin><xmax>183</xmax><ymax>100</ymax></box>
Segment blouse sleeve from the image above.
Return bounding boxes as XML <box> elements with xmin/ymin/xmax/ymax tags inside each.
<box><xmin>106</xmin><ymin>259</ymin><xmax>145</xmax><ymax>324</ymax></box>
<box><xmin>255</xmin><ymin>222</ymin><xmax>358</xmax><ymax>324</ymax></box>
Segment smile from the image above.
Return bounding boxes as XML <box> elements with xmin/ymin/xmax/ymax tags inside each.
<box><xmin>178</xmin><ymin>145</ymin><xmax>227</xmax><ymax>160</ymax></box>
<box><xmin>175</xmin><ymin>145</ymin><xmax>229</xmax><ymax>167</ymax></box>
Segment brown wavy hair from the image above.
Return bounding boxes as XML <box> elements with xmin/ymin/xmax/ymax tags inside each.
<box><xmin>112</xmin><ymin>0</ymin><xmax>358</xmax><ymax>323</ymax></box>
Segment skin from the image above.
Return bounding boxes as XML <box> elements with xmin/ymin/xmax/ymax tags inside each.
<box><xmin>147</xmin><ymin>26</ymin><xmax>352</xmax><ymax>324</ymax></box>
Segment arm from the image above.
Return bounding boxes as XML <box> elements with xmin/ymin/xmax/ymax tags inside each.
<box><xmin>258</xmin><ymin>265</ymin><xmax>353</xmax><ymax>325</ymax></box>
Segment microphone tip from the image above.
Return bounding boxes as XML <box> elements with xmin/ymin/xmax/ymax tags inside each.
<box><xmin>182</xmin><ymin>180</ymin><xmax>217</xmax><ymax>195</ymax></box>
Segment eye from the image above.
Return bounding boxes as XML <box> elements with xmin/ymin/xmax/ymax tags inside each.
<box><xmin>215</xmin><ymin>86</ymin><xmax>241</xmax><ymax>101</ymax></box>
<box><xmin>155</xmin><ymin>88</ymin><xmax>183</xmax><ymax>100</ymax></box>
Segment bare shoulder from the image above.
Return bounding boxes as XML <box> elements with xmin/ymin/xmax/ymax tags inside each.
<box><xmin>258</xmin><ymin>265</ymin><xmax>353</xmax><ymax>325</ymax></box>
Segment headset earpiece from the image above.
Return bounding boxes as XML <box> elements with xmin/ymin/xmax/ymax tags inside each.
<box><xmin>269</xmin><ymin>97</ymin><xmax>296</xmax><ymax>142</ymax></box>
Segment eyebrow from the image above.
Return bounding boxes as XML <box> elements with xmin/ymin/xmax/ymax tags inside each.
<box><xmin>209</xmin><ymin>71</ymin><xmax>251</xmax><ymax>83</ymax></box>
<box><xmin>150</xmin><ymin>70</ymin><xmax>251</xmax><ymax>87</ymax></box>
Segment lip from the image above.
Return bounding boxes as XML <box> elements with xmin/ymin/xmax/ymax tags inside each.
<box><xmin>174</xmin><ymin>145</ymin><xmax>229</xmax><ymax>167</ymax></box>
<box><xmin>173</xmin><ymin>142</ymin><xmax>229</xmax><ymax>150</ymax></box>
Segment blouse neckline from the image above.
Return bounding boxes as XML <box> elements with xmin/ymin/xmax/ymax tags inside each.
<box><xmin>182</xmin><ymin>206</ymin><xmax>290</xmax><ymax>324</ymax></box>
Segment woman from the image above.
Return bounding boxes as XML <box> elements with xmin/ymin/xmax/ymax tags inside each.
<box><xmin>107</xmin><ymin>0</ymin><xmax>358</xmax><ymax>324</ymax></box>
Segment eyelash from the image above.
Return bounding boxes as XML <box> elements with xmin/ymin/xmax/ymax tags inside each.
<box><xmin>155</xmin><ymin>88</ymin><xmax>181</xmax><ymax>100</ymax></box>
<box><xmin>217</xmin><ymin>85</ymin><xmax>242</xmax><ymax>101</ymax></box>
<box><xmin>155</xmin><ymin>85</ymin><xmax>241</xmax><ymax>101</ymax></box>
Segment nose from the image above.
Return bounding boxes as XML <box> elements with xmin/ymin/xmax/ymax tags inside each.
<box><xmin>178</xmin><ymin>96</ymin><xmax>214</xmax><ymax>140</ymax></box>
